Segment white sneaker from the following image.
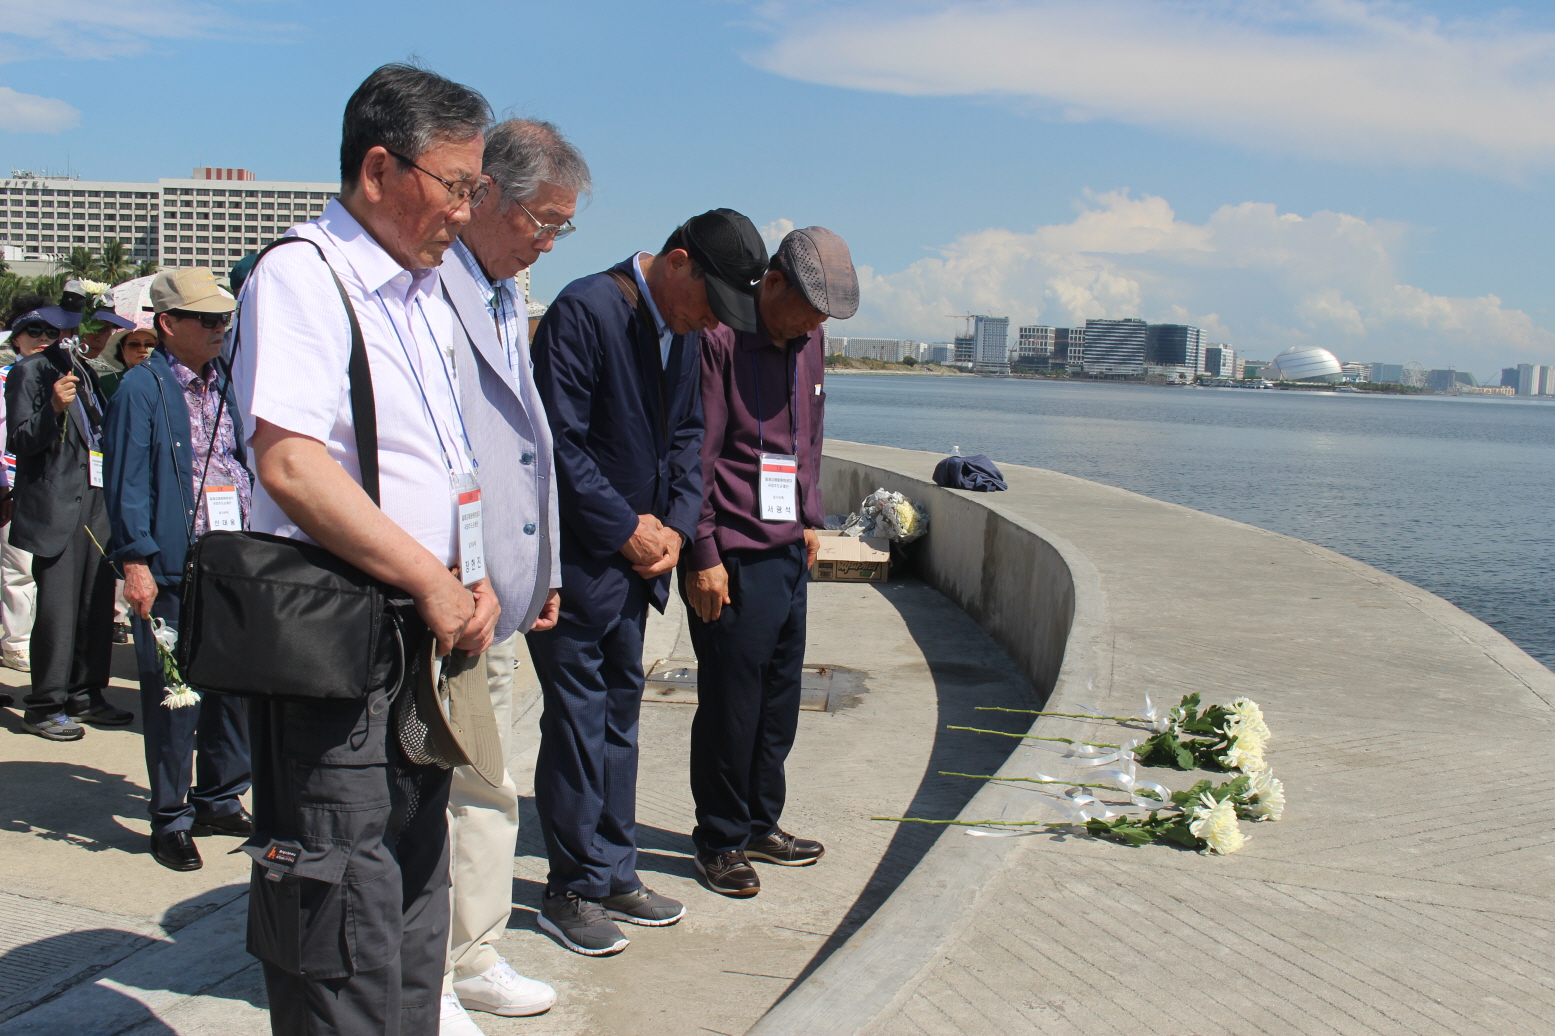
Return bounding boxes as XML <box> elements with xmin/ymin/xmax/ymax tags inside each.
<box><xmin>439</xmin><ymin>992</ymin><xmax>486</xmax><ymax>1036</ymax></box>
<box><xmin>454</xmin><ymin>957</ymin><xmax>558</xmax><ymax>1017</ymax></box>
<box><xmin>3</xmin><ymin>648</ymin><xmax>29</xmax><ymax>672</ymax></box>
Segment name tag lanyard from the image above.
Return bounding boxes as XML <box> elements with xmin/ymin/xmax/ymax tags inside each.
<box><xmin>188</xmin><ymin>370</ymin><xmax>242</xmax><ymax>531</ymax></box>
<box><xmin>377</xmin><ymin>292</ymin><xmax>486</xmax><ymax>585</ymax></box>
<box><xmin>753</xmin><ymin>347</ymin><xmax>801</xmax><ymax>524</ymax></box>
<box><xmin>68</xmin><ymin>354</ymin><xmax>108</xmax><ymax>489</ymax></box>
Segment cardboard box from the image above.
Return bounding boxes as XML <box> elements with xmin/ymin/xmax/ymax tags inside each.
<box><xmin>810</xmin><ymin>530</ymin><xmax>891</xmax><ymax>582</ymax></box>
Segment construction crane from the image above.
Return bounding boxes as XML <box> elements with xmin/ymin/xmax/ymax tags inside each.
<box><xmin>947</xmin><ymin>313</ymin><xmax>975</xmax><ymax>337</ymax></box>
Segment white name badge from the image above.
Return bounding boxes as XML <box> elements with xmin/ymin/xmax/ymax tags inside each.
<box><xmin>457</xmin><ymin>486</ymin><xmax>486</xmax><ymax>586</ymax></box>
<box><xmin>88</xmin><ymin>450</ymin><xmax>104</xmax><ymax>488</ymax></box>
<box><xmin>758</xmin><ymin>451</ymin><xmax>799</xmax><ymax>523</ymax></box>
<box><xmin>204</xmin><ymin>486</ymin><xmax>242</xmax><ymax>531</ymax></box>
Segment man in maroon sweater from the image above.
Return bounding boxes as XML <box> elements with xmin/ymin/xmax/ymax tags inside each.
<box><xmin>681</xmin><ymin>227</ymin><xmax>858</xmax><ymax>897</ymax></box>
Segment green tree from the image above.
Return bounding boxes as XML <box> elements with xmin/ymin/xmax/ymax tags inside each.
<box><xmin>58</xmin><ymin>246</ymin><xmax>100</xmax><ymax>281</ymax></box>
<box><xmin>99</xmin><ymin>240</ymin><xmax>132</xmax><ymax>284</ymax></box>
<box><xmin>134</xmin><ymin>259</ymin><xmax>160</xmax><ymax>278</ymax></box>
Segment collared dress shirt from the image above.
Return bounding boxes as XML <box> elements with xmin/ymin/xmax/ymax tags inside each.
<box><xmin>631</xmin><ymin>251</ymin><xmax>673</xmax><ymax>366</ymax></box>
<box><xmin>689</xmin><ymin>319</ymin><xmax>826</xmax><ymax>571</ymax></box>
<box><xmin>233</xmin><ymin>199</ymin><xmax>472</xmax><ymax>565</ymax></box>
<box><xmin>166</xmin><ymin>355</ymin><xmax>251</xmax><ymax>537</ymax></box>
<box><xmin>450</xmin><ymin>237</ymin><xmax>528</xmax><ymax>379</ymax></box>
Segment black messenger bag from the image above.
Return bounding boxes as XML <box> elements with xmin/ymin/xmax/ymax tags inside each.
<box><xmin>176</xmin><ymin>237</ymin><xmax>407</xmax><ymax>703</ymax></box>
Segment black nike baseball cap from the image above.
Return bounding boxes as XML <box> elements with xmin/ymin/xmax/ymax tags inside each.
<box><xmin>667</xmin><ymin>208</ymin><xmax>767</xmax><ymax>333</ymax></box>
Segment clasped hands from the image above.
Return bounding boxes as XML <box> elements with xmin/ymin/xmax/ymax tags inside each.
<box><xmin>622</xmin><ymin>513</ymin><xmax>681</xmax><ymax>578</ymax></box>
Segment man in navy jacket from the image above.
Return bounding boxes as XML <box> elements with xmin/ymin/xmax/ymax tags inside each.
<box><xmin>528</xmin><ymin>209</ymin><xmax>767</xmax><ymax>956</ymax></box>
<box><xmin>104</xmin><ymin>268</ymin><xmax>252</xmax><ymax>873</ymax></box>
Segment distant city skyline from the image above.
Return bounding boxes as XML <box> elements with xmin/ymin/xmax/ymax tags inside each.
<box><xmin>2</xmin><ymin>2</ymin><xmax>1551</xmax><ymax>372</ymax></box>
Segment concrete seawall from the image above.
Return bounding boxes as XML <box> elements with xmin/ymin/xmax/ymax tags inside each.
<box><xmin>751</xmin><ymin>440</ymin><xmax>1555</xmax><ymax>1036</ymax></box>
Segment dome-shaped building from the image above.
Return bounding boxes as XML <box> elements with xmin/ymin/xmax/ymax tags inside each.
<box><xmin>1265</xmin><ymin>345</ymin><xmax>1343</xmax><ymax>382</ymax></box>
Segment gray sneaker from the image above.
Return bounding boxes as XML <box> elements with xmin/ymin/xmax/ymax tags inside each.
<box><xmin>538</xmin><ymin>890</ymin><xmax>629</xmax><ymax>956</ymax></box>
<box><xmin>602</xmin><ymin>886</ymin><xmax>685</xmax><ymax>927</ymax></box>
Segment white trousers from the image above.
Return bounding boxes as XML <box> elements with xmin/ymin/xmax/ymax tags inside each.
<box><xmin>445</xmin><ymin>631</ymin><xmax>522</xmax><ymax>985</ymax></box>
<box><xmin>1</xmin><ymin>536</ymin><xmax>35</xmax><ymax>655</ymax></box>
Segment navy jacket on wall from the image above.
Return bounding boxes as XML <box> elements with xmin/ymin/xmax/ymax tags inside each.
<box><xmin>532</xmin><ymin>255</ymin><xmax>704</xmax><ymax>628</ymax></box>
<box><xmin>103</xmin><ymin>348</ymin><xmax>246</xmax><ymax>587</ymax></box>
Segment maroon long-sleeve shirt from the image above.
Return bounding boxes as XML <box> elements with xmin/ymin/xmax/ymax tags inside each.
<box><xmin>689</xmin><ymin>320</ymin><xmax>826</xmax><ymax>570</ymax></box>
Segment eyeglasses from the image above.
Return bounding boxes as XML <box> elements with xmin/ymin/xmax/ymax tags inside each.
<box><xmin>385</xmin><ymin>148</ymin><xmax>490</xmax><ymax>210</ymax></box>
<box><xmin>517</xmin><ymin>202</ymin><xmax>576</xmax><ymax>241</ymax></box>
<box><xmin>170</xmin><ymin>310</ymin><xmax>232</xmax><ymax>330</ymax></box>
<box><xmin>16</xmin><ymin>324</ymin><xmax>61</xmax><ymax>340</ymax></box>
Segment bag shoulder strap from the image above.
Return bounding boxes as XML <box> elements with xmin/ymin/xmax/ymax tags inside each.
<box><xmin>239</xmin><ymin>236</ymin><xmax>380</xmax><ymax>505</ymax></box>
<box><xmin>604</xmin><ymin>266</ymin><xmax>639</xmax><ymax>309</ymax></box>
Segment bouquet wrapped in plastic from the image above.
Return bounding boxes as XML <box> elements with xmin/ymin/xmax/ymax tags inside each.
<box><xmin>835</xmin><ymin>489</ymin><xmax>929</xmax><ymax>543</ymax></box>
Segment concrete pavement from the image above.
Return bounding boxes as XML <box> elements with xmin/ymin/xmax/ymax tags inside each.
<box><xmin>755</xmin><ymin>442</ymin><xmax>1555</xmax><ymax>1036</ymax></box>
<box><xmin>0</xmin><ymin>576</ymin><xmax>1035</xmax><ymax>1034</ymax></box>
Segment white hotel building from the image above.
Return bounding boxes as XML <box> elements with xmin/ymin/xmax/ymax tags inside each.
<box><xmin>2</xmin><ymin>168</ymin><xmax>340</xmax><ymax>273</ymax></box>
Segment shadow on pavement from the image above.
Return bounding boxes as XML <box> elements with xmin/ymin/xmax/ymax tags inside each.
<box><xmin>0</xmin><ymin>760</ymin><xmax>150</xmax><ymax>853</ymax></box>
<box><xmin>0</xmin><ymin>884</ymin><xmax>262</xmax><ymax>1033</ymax></box>
<box><xmin>778</xmin><ymin>578</ymin><xmax>1042</xmax><ymax>995</ymax></box>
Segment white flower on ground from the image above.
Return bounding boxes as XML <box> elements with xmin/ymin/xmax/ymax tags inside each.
<box><xmin>1220</xmin><ymin>734</ymin><xmax>1268</xmax><ymax>773</ymax></box>
<box><xmin>1243</xmin><ymin>769</ymin><xmax>1285</xmax><ymax>821</ymax></box>
<box><xmin>1189</xmin><ymin>792</ymin><xmax>1246</xmax><ymax>855</ymax></box>
<box><xmin>1227</xmin><ymin>698</ymin><xmax>1272</xmax><ymax>742</ymax></box>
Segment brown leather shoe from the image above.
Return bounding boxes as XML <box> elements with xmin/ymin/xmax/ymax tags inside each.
<box><xmin>695</xmin><ymin>849</ymin><xmax>760</xmax><ymax>897</ymax></box>
<box><xmin>745</xmin><ymin>829</ymin><xmax>825</xmax><ymax>866</ymax></box>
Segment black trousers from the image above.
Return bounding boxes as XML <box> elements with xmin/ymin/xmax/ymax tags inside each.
<box><xmin>527</xmin><ymin>576</ymin><xmax>649</xmax><ymax>898</ymax></box>
<box><xmin>132</xmin><ymin>585</ymin><xmax>250</xmax><ymax>836</ymax></box>
<box><xmin>23</xmin><ymin>492</ymin><xmax>115</xmax><ymax>717</ymax></box>
<box><xmin>246</xmin><ymin>621</ymin><xmax>451</xmax><ymax>1036</ymax></box>
<box><xmin>683</xmin><ymin>542</ymin><xmax>808</xmax><ymax>854</ymax></box>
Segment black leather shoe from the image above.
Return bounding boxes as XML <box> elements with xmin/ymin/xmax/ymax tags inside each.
<box><xmin>191</xmin><ymin>807</ymin><xmax>253</xmax><ymax>838</ymax></box>
<box><xmin>151</xmin><ymin>831</ymin><xmax>203</xmax><ymax>871</ymax></box>
<box><xmin>695</xmin><ymin>849</ymin><xmax>760</xmax><ymax>897</ymax></box>
<box><xmin>745</xmin><ymin>829</ymin><xmax>825</xmax><ymax>866</ymax></box>
<box><xmin>66</xmin><ymin>694</ymin><xmax>134</xmax><ymax>727</ymax></box>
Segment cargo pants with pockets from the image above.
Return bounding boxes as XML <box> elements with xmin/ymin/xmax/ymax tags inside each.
<box><xmin>243</xmin><ymin>631</ymin><xmax>452</xmax><ymax>1036</ymax></box>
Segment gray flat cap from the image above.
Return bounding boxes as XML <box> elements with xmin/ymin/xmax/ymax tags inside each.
<box><xmin>776</xmin><ymin>226</ymin><xmax>858</xmax><ymax>320</ymax></box>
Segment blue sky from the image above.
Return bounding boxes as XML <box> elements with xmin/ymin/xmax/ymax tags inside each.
<box><xmin>2</xmin><ymin>0</ymin><xmax>1552</xmax><ymax>377</ymax></box>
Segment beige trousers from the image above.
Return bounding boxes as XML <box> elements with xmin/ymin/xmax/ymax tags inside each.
<box><xmin>445</xmin><ymin>631</ymin><xmax>521</xmax><ymax>985</ymax></box>
<box><xmin>1</xmin><ymin>536</ymin><xmax>35</xmax><ymax>656</ymax></box>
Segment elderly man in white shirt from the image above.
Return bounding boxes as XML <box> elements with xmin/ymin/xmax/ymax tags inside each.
<box><xmin>232</xmin><ymin>64</ymin><xmax>500</xmax><ymax>1036</ymax></box>
<box><xmin>433</xmin><ymin>119</ymin><xmax>589</xmax><ymax>1032</ymax></box>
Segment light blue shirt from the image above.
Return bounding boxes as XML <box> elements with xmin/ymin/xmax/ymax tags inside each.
<box><xmin>632</xmin><ymin>251</ymin><xmax>673</xmax><ymax>366</ymax></box>
<box><xmin>451</xmin><ymin>238</ymin><xmax>527</xmax><ymax>379</ymax></box>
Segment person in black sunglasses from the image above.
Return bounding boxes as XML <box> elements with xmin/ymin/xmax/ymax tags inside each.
<box><xmin>4</xmin><ymin>293</ymin><xmax>132</xmax><ymax>740</ymax></box>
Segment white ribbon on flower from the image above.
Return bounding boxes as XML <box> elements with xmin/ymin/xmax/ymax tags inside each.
<box><xmin>1077</xmin><ymin>692</ymin><xmax>1175</xmax><ymax>733</ymax></box>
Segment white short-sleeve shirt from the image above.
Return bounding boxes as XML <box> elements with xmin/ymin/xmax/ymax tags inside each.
<box><xmin>232</xmin><ymin>200</ymin><xmax>473</xmax><ymax>566</ymax></box>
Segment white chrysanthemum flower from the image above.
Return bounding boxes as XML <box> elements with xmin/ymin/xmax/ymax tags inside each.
<box><xmin>80</xmin><ymin>279</ymin><xmax>110</xmax><ymax>295</ymax></box>
<box><xmin>1220</xmin><ymin>736</ymin><xmax>1269</xmax><ymax>773</ymax></box>
<box><xmin>1228</xmin><ymin>698</ymin><xmax>1271</xmax><ymax>742</ymax></box>
<box><xmin>1243</xmin><ymin>770</ymin><xmax>1285</xmax><ymax>821</ymax></box>
<box><xmin>1189</xmin><ymin>792</ymin><xmax>1246</xmax><ymax>854</ymax></box>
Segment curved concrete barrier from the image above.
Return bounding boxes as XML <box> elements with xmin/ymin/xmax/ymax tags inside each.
<box><xmin>751</xmin><ymin>440</ymin><xmax>1555</xmax><ymax>1036</ymax></box>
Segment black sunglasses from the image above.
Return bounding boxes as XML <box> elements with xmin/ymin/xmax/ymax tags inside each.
<box><xmin>170</xmin><ymin>309</ymin><xmax>233</xmax><ymax>330</ymax></box>
<box><xmin>15</xmin><ymin>324</ymin><xmax>61</xmax><ymax>340</ymax></box>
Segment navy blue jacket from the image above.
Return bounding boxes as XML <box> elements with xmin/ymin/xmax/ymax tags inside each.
<box><xmin>532</xmin><ymin>256</ymin><xmax>704</xmax><ymax>627</ymax></box>
<box><xmin>104</xmin><ymin>349</ymin><xmax>247</xmax><ymax>587</ymax></box>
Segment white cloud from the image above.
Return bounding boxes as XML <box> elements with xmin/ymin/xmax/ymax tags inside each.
<box><xmin>843</xmin><ymin>190</ymin><xmax>1555</xmax><ymax>373</ymax></box>
<box><xmin>0</xmin><ymin>86</ymin><xmax>78</xmax><ymax>133</ymax></box>
<box><xmin>752</xmin><ymin>0</ymin><xmax>1555</xmax><ymax>175</ymax></box>
<box><xmin>761</xmin><ymin>218</ymin><xmax>795</xmax><ymax>250</ymax></box>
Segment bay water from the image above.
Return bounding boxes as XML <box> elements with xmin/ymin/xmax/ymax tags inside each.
<box><xmin>824</xmin><ymin>375</ymin><xmax>1555</xmax><ymax>669</ymax></box>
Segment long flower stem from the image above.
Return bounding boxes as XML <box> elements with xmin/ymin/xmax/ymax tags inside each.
<box><xmin>871</xmin><ymin>815</ymin><xmax>1069</xmax><ymax>828</ymax></box>
<box><xmin>975</xmin><ymin>706</ymin><xmax>1140</xmax><ymax>723</ymax></box>
<box><xmin>939</xmin><ymin>771</ymin><xmax>1128</xmax><ymax>793</ymax></box>
<box><xmin>947</xmin><ymin>725</ymin><xmax>1120</xmax><ymax>748</ymax></box>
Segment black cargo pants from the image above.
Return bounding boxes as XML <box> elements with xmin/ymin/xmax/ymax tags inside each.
<box><xmin>244</xmin><ymin>627</ymin><xmax>452</xmax><ymax>1036</ymax></box>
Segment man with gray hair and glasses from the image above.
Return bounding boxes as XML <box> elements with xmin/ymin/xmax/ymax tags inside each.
<box><xmin>433</xmin><ymin>118</ymin><xmax>589</xmax><ymax>1032</ymax></box>
<box><xmin>234</xmin><ymin>64</ymin><xmax>498</xmax><ymax>1036</ymax></box>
